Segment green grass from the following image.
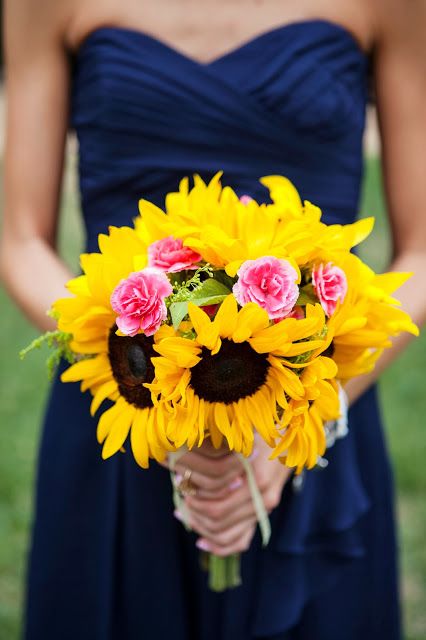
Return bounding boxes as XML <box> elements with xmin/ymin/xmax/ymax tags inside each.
<box><xmin>0</xmin><ymin>155</ymin><xmax>425</xmax><ymax>638</ymax></box>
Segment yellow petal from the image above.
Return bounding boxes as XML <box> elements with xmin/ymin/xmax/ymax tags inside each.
<box><xmin>90</xmin><ymin>379</ymin><xmax>118</xmax><ymax>416</ymax></box>
<box><xmin>260</xmin><ymin>175</ymin><xmax>303</xmax><ymax>211</ymax></box>
<box><xmin>372</xmin><ymin>271</ymin><xmax>413</xmax><ymax>294</ymax></box>
<box><xmin>225</xmin><ymin>260</ymin><xmax>244</xmax><ymax>277</ymax></box>
<box><xmin>61</xmin><ymin>355</ymin><xmax>106</xmax><ymax>383</ymax></box>
<box><xmin>232</xmin><ymin>303</ymin><xmax>269</xmax><ymax>342</ymax></box>
<box><xmin>349</xmin><ymin>216</ymin><xmax>375</xmax><ymax>247</ymax></box>
<box><xmin>214</xmin><ymin>402</ymin><xmax>234</xmax><ymax>449</ymax></box>
<box><xmin>154</xmin><ymin>338</ymin><xmax>201</xmax><ymax>367</ymax></box>
<box><xmin>130</xmin><ymin>408</ymin><xmax>150</xmax><ymax>468</ymax></box>
<box><xmin>213</xmin><ymin>294</ymin><xmax>239</xmax><ymax>338</ymax></box>
<box><xmin>102</xmin><ymin>402</ymin><xmax>135</xmax><ymax>459</ymax></box>
<box><xmin>97</xmin><ymin>401</ymin><xmax>122</xmax><ymax>443</ymax></box>
<box><xmin>66</xmin><ymin>275</ymin><xmax>91</xmax><ymax>297</ymax></box>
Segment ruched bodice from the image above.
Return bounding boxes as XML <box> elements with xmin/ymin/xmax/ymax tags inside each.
<box><xmin>26</xmin><ymin>20</ymin><xmax>401</xmax><ymax>640</ymax></box>
<box><xmin>71</xmin><ymin>20</ymin><xmax>368</xmax><ymax>248</ymax></box>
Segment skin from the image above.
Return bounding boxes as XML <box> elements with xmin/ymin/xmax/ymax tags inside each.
<box><xmin>1</xmin><ymin>0</ymin><xmax>426</xmax><ymax>558</ymax></box>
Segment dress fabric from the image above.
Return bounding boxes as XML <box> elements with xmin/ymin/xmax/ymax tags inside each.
<box><xmin>24</xmin><ymin>20</ymin><xmax>401</xmax><ymax>639</ymax></box>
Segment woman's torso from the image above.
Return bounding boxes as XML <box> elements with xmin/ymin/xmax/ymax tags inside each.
<box><xmin>66</xmin><ymin>0</ymin><xmax>373</xmax><ymax>249</ymax></box>
<box><xmin>25</xmin><ymin>5</ymin><xmax>405</xmax><ymax>639</ymax></box>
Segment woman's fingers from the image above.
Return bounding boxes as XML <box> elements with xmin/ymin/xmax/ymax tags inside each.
<box><xmin>183</xmin><ymin>494</ymin><xmax>256</xmax><ymax>536</ymax></box>
<box><xmin>196</xmin><ymin>520</ymin><xmax>257</xmax><ymax>557</ymax></box>
<box><xmin>173</xmin><ymin>467</ymin><xmax>244</xmax><ymax>494</ymax></box>
<box><xmin>185</xmin><ymin>481</ymin><xmax>254</xmax><ymax>526</ymax></box>
<box><xmin>174</xmin><ymin>450</ymin><xmax>244</xmax><ymax>479</ymax></box>
<box><xmin>168</xmin><ymin>451</ymin><xmax>244</xmax><ymax>493</ymax></box>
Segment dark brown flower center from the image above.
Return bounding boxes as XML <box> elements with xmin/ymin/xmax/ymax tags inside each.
<box><xmin>189</xmin><ymin>339</ymin><xmax>270</xmax><ymax>404</ymax></box>
<box><xmin>108</xmin><ymin>326</ymin><xmax>155</xmax><ymax>408</ymax></box>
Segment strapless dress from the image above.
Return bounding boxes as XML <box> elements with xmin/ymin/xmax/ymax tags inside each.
<box><xmin>24</xmin><ymin>20</ymin><xmax>401</xmax><ymax>640</ymax></box>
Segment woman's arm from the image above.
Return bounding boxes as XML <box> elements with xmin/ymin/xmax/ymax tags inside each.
<box><xmin>345</xmin><ymin>1</ymin><xmax>426</xmax><ymax>405</ymax></box>
<box><xmin>0</xmin><ymin>0</ymin><xmax>74</xmax><ymax>331</ymax></box>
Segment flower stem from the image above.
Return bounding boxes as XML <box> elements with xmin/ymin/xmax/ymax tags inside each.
<box><xmin>208</xmin><ymin>553</ymin><xmax>241</xmax><ymax>592</ymax></box>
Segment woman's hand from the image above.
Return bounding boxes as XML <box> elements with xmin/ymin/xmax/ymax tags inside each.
<box><xmin>163</xmin><ymin>439</ymin><xmax>246</xmax><ymax>499</ymax></box>
<box><xmin>174</xmin><ymin>438</ymin><xmax>293</xmax><ymax>556</ymax></box>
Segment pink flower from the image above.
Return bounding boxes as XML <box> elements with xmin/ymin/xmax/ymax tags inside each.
<box><xmin>148</xmin><ymin>236</ymin><xmax>201</xmax><ymax>273</ymax></box>
<box><xmin>111</xmin><ymin>268</ymin><xmax>172</xmax><ymax>336</ymax></box>
<box><xmin>233</xmin><ymin>256</ymin><xmax>299</xmax><ymax>319</ymax></box>
<box><xmin>239</xmin><ymin>195</ymin><xmax>253</xmax><ymax>205</ymax></box>
<box><xmin>312</xmin><ymin>262</ymin><xmax>348</xmax><ymax>317</ymax></box>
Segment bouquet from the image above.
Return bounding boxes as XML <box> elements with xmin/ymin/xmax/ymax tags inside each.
<box><xmin>22</xmin><ymin>173</ymin><xmax>418</xmax><ymax>590</ymax></box>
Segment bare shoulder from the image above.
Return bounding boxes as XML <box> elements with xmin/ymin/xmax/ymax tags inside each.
<box><xmin>4</xmin><ymin>0</ymin><xmax>74</xmax><ymax>54</ymax></box>
<box><xmin>373</xmin><ymin>0</ymin><xmax>426</xmax><ymax>52</ymax></box>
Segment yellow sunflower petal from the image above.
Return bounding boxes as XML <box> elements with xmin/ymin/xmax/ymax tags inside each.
<box><xmin>90</xmin><ymin>379</ymin><xmax>119</xmax><ymax>416</ymax></box>
<box><xmin>188</xmin><ymin>303</ymin><xmax>221</xmax><ymax>352</ymax></box>
<box><xmin>60</xmin><ymin>355</ymin><xmax>107</xmax><ymax>383</ymax></box>
<box><xmin>130</xmin><ymin>408</ymin><xmax>151</xmax><ymax>468</ymax></box>
<box><xmin>101</xmin><ymin>401</ymin><xmax>135</xmax><ymax>459</ymax></box>
<box><xmin>232</xmin><ymin>303</ymin><xmax>269</xmax><ymax>343</ymax></box>
<box><xmin>96</xmin><ymin>401</ymin><xmax>123</xmax><ymax>443</ymax></box>
<box><xmin>213</xmin><ymin>294</ymin><xmax>239</xmax><ymax>338</ymax></box>
<box><xmin>214</xmin><ymin>402</ymin><xmax>234</xmax><ymax>449</ymax></box>
<box><xmin>154</xmin><ymin>338</ymin><xmax>201</xmax><ymax>368</ymax></box>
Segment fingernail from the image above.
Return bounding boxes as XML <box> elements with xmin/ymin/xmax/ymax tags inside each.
<box><xmin>229</xmin><ymin>476</ymin><xmax>243</xmax><ymax>490</ymax></box>
<box><xmin>174</xmin><ymin>473</ymin><xmax>183</xmax><ymax>486</ymax></box>
<box><xmin>249</xmin><ymin>448</ymin><xmax>259</xmax><ymax>461</ymax></box>
<box><xmin>196</xmin><ymin>539</ymin><xmax>211</xmax><ymax>552</ymax></box>
<box><xmin>174</xmin><ymin>510</ymin><xmax>183</xmax><ymax>522</ymax></box>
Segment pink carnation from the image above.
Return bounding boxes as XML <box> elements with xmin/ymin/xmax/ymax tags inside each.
<box><xmin>148</xmin><ymin>236</ymin><xmax>201</xmax><ymax>273</ymax></box>
<box><xmin>233</xmin><ymin>256</ymin><xmax>299</xmax><ymax>319</ymax></box>
<box><xmin>111</xmin><ymin>268</ymin><xmax>172</xmax><ymax>337</ymax></box>
<box><xmin>312</xmin><ymin>262</ymin><xmax>348</xmax><ymax>317</ymax></box>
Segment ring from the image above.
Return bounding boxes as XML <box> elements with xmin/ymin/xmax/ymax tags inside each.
<box><xmin>177</xmin><ymin>468</ymin><xmax>197</xmax><ymax>497</ymax></box>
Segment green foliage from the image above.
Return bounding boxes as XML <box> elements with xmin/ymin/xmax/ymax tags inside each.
<box><xmin>167</xmin><ymin>264</ymin><xmax>214</xmax><ymax>304</ymax></box>
<box><xmin>19</xmin><ymin>331</ymin><xmax>76</xmax><ymax>381</ymax></box>
<box><xmin>168</xmin><ymin>268</ymin><xmax>231</xmax><ymax>329</ymax></box>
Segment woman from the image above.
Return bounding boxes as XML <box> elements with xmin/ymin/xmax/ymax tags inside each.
<box><xmin>2</xmin><ymin>0</ymin><xmax>425</xmax><ymax>638</ymax></box>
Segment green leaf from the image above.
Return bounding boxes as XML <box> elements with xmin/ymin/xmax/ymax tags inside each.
<box><xmin>189</xmin><ymin>278</ymin><xmax>231</xmax><ymax>300</ymax></box>
<box><xmin>169</xmin><ymin>279</ymin><xmax>231</xmax><ymax>330</ymax></box>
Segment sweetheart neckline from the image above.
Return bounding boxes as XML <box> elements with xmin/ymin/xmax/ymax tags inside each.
<box><xmin>73</xmin><ymin>18</ymin><xmax>368</xmax><ymax>67</ymax></box>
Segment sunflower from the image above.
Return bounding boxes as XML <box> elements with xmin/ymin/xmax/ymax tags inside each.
<box><xmin>136</xmin><ymin>173</ymin><xmax>375</xmax><ymax>277</ymax></box>
<box><xmin>53</xmin><ymin>226</ymin><xmax>175</xmax><ymax>467</ymax></box>
<box><xmin>323</xmin><ymin>253</ymin><xmax>419</xmax><ymax>381</ymax></box>
<box><xmin>148</xmin><ymin>295</ymin><xmax>329</xmax><ymax>462</ymax></box>
<box><xmin>271</xmin><ymin>356</ymin><xmax>340</xmax><ymax>472</ymax></box>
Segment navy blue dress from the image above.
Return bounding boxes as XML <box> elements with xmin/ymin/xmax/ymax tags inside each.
<box><xmin>25</xmin><ymin>20</ymin><xmax>401</xmax><ymax>639</ymax></box>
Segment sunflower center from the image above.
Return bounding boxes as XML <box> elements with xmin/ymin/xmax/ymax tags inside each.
<box><xmin>190</xmin><ymin>339</ymin><xmax>270</xmax><ymax>404</ymax></box>
<box><xmin>108</xmin><ymin>326</ymin><xmax>155</xmax><ymax>409</ymax></box>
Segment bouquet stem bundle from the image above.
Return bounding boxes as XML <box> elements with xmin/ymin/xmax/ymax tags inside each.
<box><xmin>169</xmin><ymin>446</ymin><xmax>270</xmax><ymax>591</ymax></box>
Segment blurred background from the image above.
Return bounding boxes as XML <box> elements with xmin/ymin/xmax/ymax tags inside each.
<box><xmin>0</xmin><ymin>29</ymin><xmax>425</xmax><ymax>639</ymax></box>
